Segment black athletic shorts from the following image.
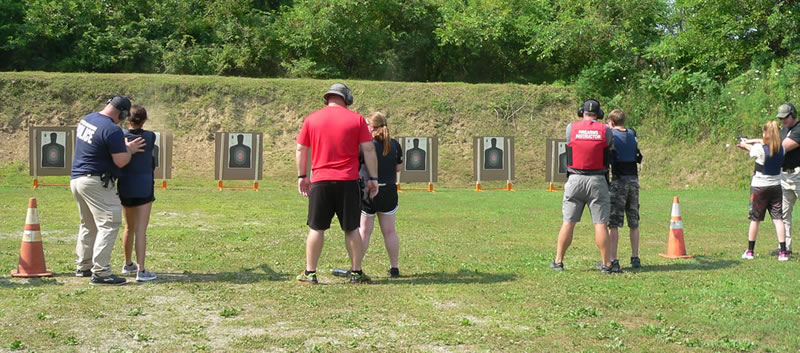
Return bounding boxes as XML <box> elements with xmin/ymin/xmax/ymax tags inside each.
<box><xmin>361</xmin><ymin>184</ymin><xmax>398</xmax><ymax>215</ymax></box>
<box><xmin>120</xmin><ymin>194</ymin><xmax>155</xmax><ymax>207</ymax></box>
<box><xmin>749</xmin><ymin>185</ymin><xmax>782</xmax><ymax>222</ymax></box>
<box><xmin>307</xmin><ymin>180</ymin><xmax>361</xmax><ymax>231</ymax></box>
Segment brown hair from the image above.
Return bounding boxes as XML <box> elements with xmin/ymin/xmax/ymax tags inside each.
<box><xmin>129</xmin><ymin>104</ymin><xmax>148</xmax><ymax>126</ymax></box>
<box><xmin>608</xmin><ymin>109</ymin><xmax>625</xmax><ymax>126</ymax></box>
<box><xmin>367</xmin><ymin>112</ymin><xmax>391</xmax><ymax>156</ymax></box>
<box><xmin>763</xmin><ymin>120</ymin><xmax>781</xmax><ymax>156</ymax></box>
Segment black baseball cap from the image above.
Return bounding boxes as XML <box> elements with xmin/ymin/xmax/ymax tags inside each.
<box><xmin>582</xmin><ymin>99</ymin><xmax>602</xmax><ymax>115</ymax></box>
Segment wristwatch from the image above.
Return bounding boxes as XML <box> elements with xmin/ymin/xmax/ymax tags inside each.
<box><xmin>298</xmin><ymin>175</ymin><xmax>307</xmax><ymax>179</ymax></box>
<box><xmin>369</xmin><ymin>176</ymin><xmax>378</xmax><ymax>181</ymax></box>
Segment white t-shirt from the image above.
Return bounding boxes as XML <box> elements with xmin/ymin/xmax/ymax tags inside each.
<box><xmin>750</xmin><ymin>144</ymin><xmax>781</xmax><ymax>187</ymax></box>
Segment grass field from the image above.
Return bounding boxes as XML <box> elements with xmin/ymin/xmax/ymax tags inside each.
<box><xmin>1</xmin><ymin>175</ymin><xmax>799</xmax><ymax>352</ymax></box>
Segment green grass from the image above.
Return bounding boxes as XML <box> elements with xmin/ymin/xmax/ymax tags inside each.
<box><xmin>1</xmin><ymin>174</ymin><xmax>799</xmax><ymax>352</ymax></box>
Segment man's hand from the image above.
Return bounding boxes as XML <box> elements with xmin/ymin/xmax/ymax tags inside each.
<box><xmin>366</xmin><ymin>179</ymin><xmax>379</xmax><ymax>199</ymax></box>
<box><xmin>126</xmin><ymin>137</ymin><xmax>145</xmax><ymax>154</ymax></box>
<box><xmin>298</xmin><ymin>176</ymin><xmax>310</xmax><ymax>197</ymax></box>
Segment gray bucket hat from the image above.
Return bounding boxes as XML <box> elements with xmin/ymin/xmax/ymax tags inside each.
<box><xmin>323</xmin><ymin>83</ymin><xmax>353</xmax><ymax>106</ymax></box>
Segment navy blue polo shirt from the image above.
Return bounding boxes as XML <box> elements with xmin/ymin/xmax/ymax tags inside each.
<box><xmin>71</xmin><ymin>112</ymin><xmax>127</xmax><ymax>179</ymax></box>
<box><xmin>118</xmin><ymin>129</ymin><xmax>156</xmax><ymax>198</ymax></box>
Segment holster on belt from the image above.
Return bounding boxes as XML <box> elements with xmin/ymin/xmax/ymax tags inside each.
<box><xmin>100</xmin><ymin>172</ymin><xmax>115</xmax><ymax>188</ymax></box>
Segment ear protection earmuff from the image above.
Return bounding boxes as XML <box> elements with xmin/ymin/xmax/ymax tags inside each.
<box><xmin>577</xmin><ymin>99</ymin><xmax>604</xmax><ymax>119</ymax></box>
<box><xmin>106</xmin><ymin>96</ymin><xmax>131</xmax><ymax>120</ymax></box>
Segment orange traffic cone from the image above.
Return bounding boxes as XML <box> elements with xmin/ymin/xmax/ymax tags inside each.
<box><xmin>659</xmin><ymin>196</ymin><xmax>693</xmax><ymax>259</ymax></box>
<box><xmin>11</xmin><ymin>198</ymin><xmax>53</xmax><ymax>277</ymax></box>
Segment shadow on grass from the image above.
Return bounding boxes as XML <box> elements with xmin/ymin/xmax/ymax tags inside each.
<box><xmin>154</xmin><ymin>264</ymin><xmax>290</xmax><ymax>283</ymax></box>
<box><xmin>0</xmin><ymin>277</ymin><xmax>63</xmax><ymax>288</ymax></box>
<box><xmin>370</xmin><ymin>269</ymin><xmax>516</xmax><ymax>285</ymax></box>
<box><xmin>632</xmin><ymin>256</ymin><xmax>741</xmax><ymax>273</ymax></box>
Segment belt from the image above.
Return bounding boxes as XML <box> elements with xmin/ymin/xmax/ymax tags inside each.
<box><xmin>83</xmin><ymin>173</ymin><xmax>104</xmax><ymax>177</ymax></box>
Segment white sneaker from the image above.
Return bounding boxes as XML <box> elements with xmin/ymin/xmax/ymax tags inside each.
<box><xmin>741</xmin><ymin>249</ymin><xmax>754</xmax><ymax>260</ymax></box>
<box><xmin>136</xmin><ymin>270</ymin><xmax>157</xmax><ymax>282</ymax></box>
<box><xmin>122</xmin><ymin>262</ymin><xmax>138</xmax><ymax>274</ymax></box>
<box><xmin>778</xmin><ymin>251</ymin><xmax>790</xmax><ymax>261</ymax></box>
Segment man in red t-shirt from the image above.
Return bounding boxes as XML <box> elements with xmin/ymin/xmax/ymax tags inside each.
<box><xmin>295</xmin><ymin>83</ymin><xmax>379</xmax><ymax>284</ymax></box>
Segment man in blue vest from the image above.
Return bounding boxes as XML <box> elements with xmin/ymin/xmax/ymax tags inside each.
<box><xmin>71</xmin><ymin>96</ymin><xmax>145</xmax><ymax>285</ymax></box>
<box><xmin>607</xmin><ymin>109</ymin><xmax>642</xmax><ymax>268</ymax></box>
<box><xmin>550</xmin><ymin>99</ymin><xmax>618</xmax><ymax>273</ymax></box>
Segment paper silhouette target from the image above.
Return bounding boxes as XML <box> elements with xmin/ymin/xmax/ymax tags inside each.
<box><xmin>215</xmin><ymin>132</ymin><xmax>263</xmax><ymax>181</ymax></box>
<box><xmin>545</xmin><ymin>139</ymin><xmax>568</xmax><ymax>183</ymax></box>
<box><xmin>228</xmin><ymin>134</ymin><xmax>253</xmax><ymax>168</ymax></box>
<box><xmin>405</xmin><ymin>137</ymin><xmax>427</xmax><ymax>171</ymax></box>
<box><xmin>398</xmin><ymin>136</ymin><xmax>438</xmax><ymax>183</ymax></box>
<box><xmin>41</xmin><ymin>131</ymin><xmax>66</xmax><ymax>168</ymax></box>
<box><xmin>152</xmin><ymin>131</ymin><xmax>173</xmax><ymax>181</ymax></box>
<box><xmin>29</xmin><ymin>126</ymin><xmax>75</xmax><ymax>177</ymax></box>
<box><xmin>473</xmin><ymin>136</ymin><xmax>514</xmax><ymax>182</ymax></box>
<box><xmin>153</xmin><ymin>131</ymin><xmax>161</xmax><ymax>169</ymax></box>
<box><xmin>483</xmin><ymin>137</ymin><xmax>504</xmax><ymax>170</ymax></box>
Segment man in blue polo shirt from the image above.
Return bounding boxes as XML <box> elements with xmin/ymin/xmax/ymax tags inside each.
<box><xmin>71</xmin><ymin>96</ymin><xmax>145</xmax><ymax>285</ymax></box>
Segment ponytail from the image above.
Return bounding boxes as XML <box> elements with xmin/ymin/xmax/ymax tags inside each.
<box><xmin>367</xmin><ymin>112</ymin><xmax>391</xmax><ymax>156</ymax></box>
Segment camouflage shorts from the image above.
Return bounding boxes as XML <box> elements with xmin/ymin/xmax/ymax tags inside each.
<box><xmin>608</xmin><ymin>176</ymin><xmax>640</xmax><ymax>228</ymax></box>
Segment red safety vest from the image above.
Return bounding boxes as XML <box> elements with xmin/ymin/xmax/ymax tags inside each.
<box><xmin>568</xmin><ymin>120</ymin><xmax>607</xmax><ymax>170</ymax></box>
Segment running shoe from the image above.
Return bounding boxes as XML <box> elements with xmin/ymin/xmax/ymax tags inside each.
<box><xmin>741</xmin><ymin>249</ymin><xmax>754</xmax><ymax>260</ymax></box>
<box><xmin>122</xmin><ymin>262</ymin><xmax>138</xmax><ymax>274</ymax></box>
<box><xmin>349</xmin><ymin>272</ymin><xmax>372</xmax><ymax>284</ymax></box>
<box><xmin>136</xmin><ymin>270</ymin><xmax>157</xmax><ymax>282</ymax></box>
<box><xmin>296</xmin><ymin>272</ymin><xmax>318</xmax><ymax>285</ymax></box>
<box><xmin>778</xmin><ymin>251</ymin><xmax>790</xmax><ymax>262</ymax></box>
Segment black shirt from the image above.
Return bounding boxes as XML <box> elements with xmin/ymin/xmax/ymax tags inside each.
<box><xmin>360</xmin><ymin>139</ymin><xmax>403</xmax><ymax>185</ymax></box>
<box><xmin>781</xmin><ymin>122</ymin><xmax>800</xmax><ymax>169</ymax></box>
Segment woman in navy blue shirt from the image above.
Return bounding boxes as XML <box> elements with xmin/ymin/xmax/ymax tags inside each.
<box><xmin>359</xmin><ymin>112</ymin><xmax>403</xmax><ymax>277</ymax></box>
<box><xmin>118</xmin><ymin>105</ymin><xmax>157</xmax><ymax>282</ymax></box>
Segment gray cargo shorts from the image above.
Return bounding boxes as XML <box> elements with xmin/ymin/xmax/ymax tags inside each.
<box><xmin>562</xmin><ymin>174</ymin><xmax>610</xmax><ymax>224</ymax></box>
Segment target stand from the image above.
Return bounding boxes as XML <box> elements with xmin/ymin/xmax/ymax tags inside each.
<box><xmin>217</xmin><ymin>180</ymin><xmax>259</xmax><ymax>192</ymax></box>
<box><xmin>473</xmin><ymin>136</ymin><xmax>515</xmax><ymax>192</ymax></box>
<box><xmin>214</xmin><ymin>132</ymin><xmax>263</xmax><ymax>192</ymax></box>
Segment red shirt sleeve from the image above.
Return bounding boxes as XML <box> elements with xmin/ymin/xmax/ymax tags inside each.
<box><xmin>357</xmin><ymin>116</ymin><xmax>372</xmax><ymax>144</ymax></box>
<box><xmin>297</xmin><ymin>119</ymin><xmax>310</xmax><ymax>146</ymax></box>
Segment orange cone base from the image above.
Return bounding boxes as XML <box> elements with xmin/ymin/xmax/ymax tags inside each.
<box><xmin>658</xmin><ymin>253</ymin><xmax>694</xmax><ymax>259</ymax></box>
<box><xmin>11</xmin><ymin>269</ymin><xmax>53</xmax><ymax>278</ymax></box>
<box><xmin>11</xmin><ymin>241</ymin><xmax>52</xmax><ymax>277</ymax></box>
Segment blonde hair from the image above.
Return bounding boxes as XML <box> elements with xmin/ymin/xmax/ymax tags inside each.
<box><xmin>608</xmin><ymin>109</ymin><xmax>625</xmax><ymax>126</ymax></box>
<box><xmin>367</xmin><ymin>112</ymin><xmax>391</xmax><ymax>156</ymax></box>
<box><xmin>763</xmin><ymin>120</ymin><xmax>781</xmax><ymax>156</ymax></box>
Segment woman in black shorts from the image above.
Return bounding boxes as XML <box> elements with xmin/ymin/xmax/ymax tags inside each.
<box><xmin>118</xmin><ymin>105</ymin><xmax>158</xmax><ymax>281</ymax></box>
<box><xmin>736</xmin><ymin>120</ymin><xmax>787</xmax><ymax>261</ymax></box>
<box><xmin>359</xmin><ymin>112</ymin><xmax>403</xmax><ymax>277</ymax></box>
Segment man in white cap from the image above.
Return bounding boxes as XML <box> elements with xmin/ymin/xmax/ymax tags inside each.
<box><xmin>295</xmin><ymin>83</ymin><xmax>379</xmax><ymax>284</ymax></box>
<box><xmin>775</xmin><ymin>103</ymin><xmax>800</xmax><ymax>257</ymax></box>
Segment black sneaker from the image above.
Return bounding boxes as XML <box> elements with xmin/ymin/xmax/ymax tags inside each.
<box><xmin>75</xmin><ymin>269</ymin><xmax>92</xmax><ymax>277</ymax></box>
<box><xmin>601</xmin><ymin>260</ymin><xmax>623</xmax><ymax>274</ymax></box>
<box><xmin>296</xmin><ymin>272</ymin><xmax>319</xmax><ymax>285</ymax></box>
<box><xmin>769</xmin><ymin>248</ymin><xmax>792</xmax><ymax>256</ymax></box>
<box><xmin>90</xmin><ymin>274</ymin><xmax>127</xmax><ymax>285</ymax></box>
<box><xmin>630</xmin><ymin>257</ymin><xmax>641</xmax><ymax>268</ymax></box>
<box><xmin>549</xmin><ymin>261</ymin><xmax>564</xmax><ymax>271</ymax></box>
<box><xmin>349</xmin><ymin>272</ymin><xmax>372</xmax><ymax>284</ymax></box>
<box><xmin>388</xmin><ymin>268</ymin><xmax>400</xmax><ymax>278</ymax></box>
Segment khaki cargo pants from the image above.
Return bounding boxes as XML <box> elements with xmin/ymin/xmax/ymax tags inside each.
<box><xmin>70</xmin><ymin>175</ymin><xmax>122</xmax><ymax>277</ymax></box>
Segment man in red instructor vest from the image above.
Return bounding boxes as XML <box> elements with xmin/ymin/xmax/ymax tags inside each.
<box><xmin>295</xmin><ymin>83</ymin><xmax>380</xmax><ymax>284</ymax></box>
<box><xmin>550</xmin><ymin>99</ymin><xmax>620</xmax><ymax>273</ymax></box>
